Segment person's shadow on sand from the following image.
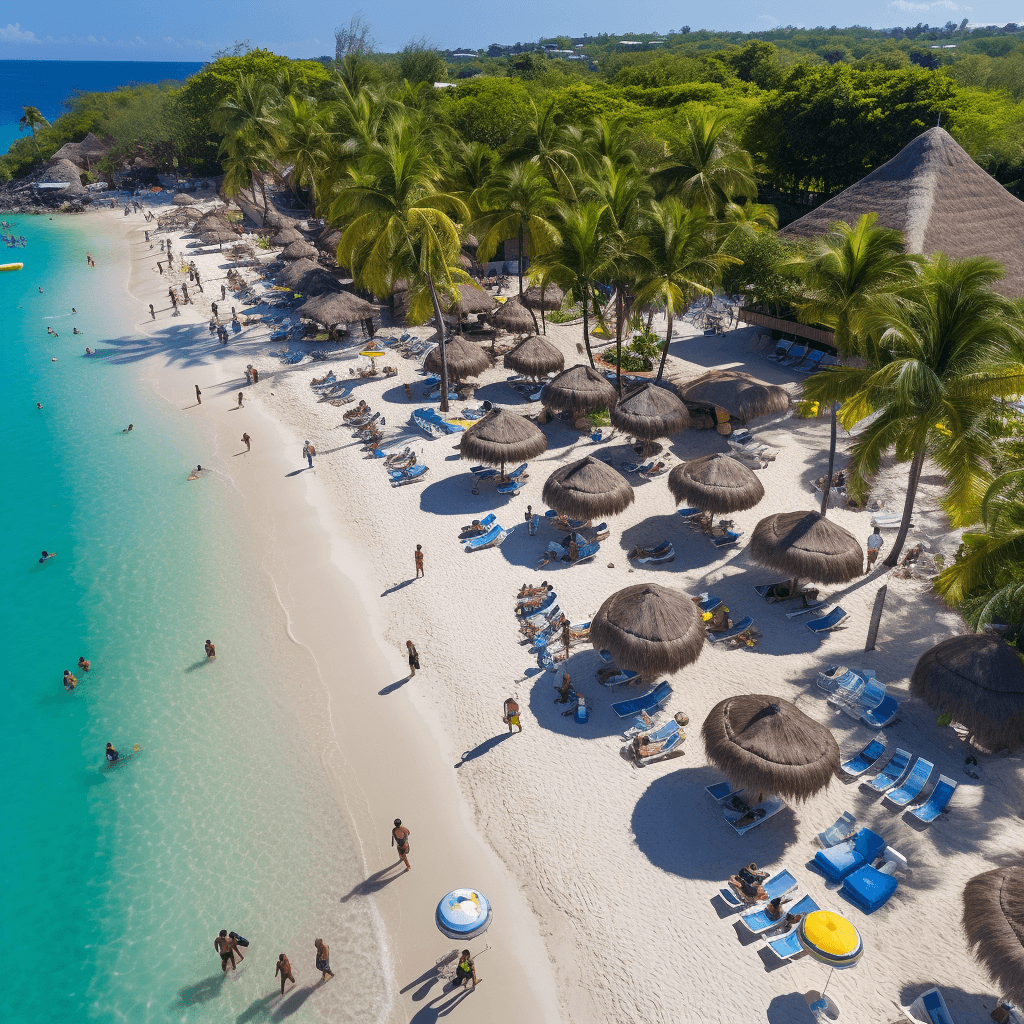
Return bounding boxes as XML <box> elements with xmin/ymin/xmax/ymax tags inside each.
<box><xmin>408</xmin><ymin>987</ymin><xmax>472</xmax><ymax>1021</ymax></box>
<box><xmin>235</xmin><ymin>990</ymin><xmax>275</xmax><ymax>1023</ymax></box>
<box><xmin>340</xmin><ymin>864</ymin><xmax>406</xmax><ymax>902</ymax></box>
<box><xmin>381</xmin><ymin>579</ymin><xmax>415</xmax><ymax>597</ymax></box>
<box><xmin>174</xmin><ymin>973</ymin><xmax>226</xmax><ymax>1008</ymax></box>
<box><xmin>379</xmin><ymin>677</ymin><xmax>410</xmax><ymax>695</ymax></box>
<box><xmin>455</xmin><ymin>733</ymin><xmax>511</xmax><ymax>768</ymax></box>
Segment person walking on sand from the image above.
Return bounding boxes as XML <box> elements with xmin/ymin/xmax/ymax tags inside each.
<box><xmin>195</xmin><ymin>385</ymin><xmax>202</xmax><ymax>405</ymax></box>
<box><xmin>221</xmin><ymin>284</ymin><xmax>227</xmax><ymax>300</ymax></box>
<box><xmin>561</xmin><ymin>616</ymin><xmax>571</xmax><ymax>660</ymax></box>
<box><xmin>205</xmin><ymin>639</ymin><xmax>216</xmax><ymax>659</ymax></box>
<box><xmin>181</xmin><ymin>282</ymin><xmax>190</xmax><ymax>304</ymax></box>
<box><xmin>241</xmin><ymin>433</ymin><xmax>251</xmax><ymax>452</ymax></box>
<box><xmin>237</xmin><ymin>392</ymin><xmax>243</xmax><ymax>408</ymax></box>
<box><xmin>866</xmin><ymin>526</ymin><xmax>884</xmax><ymax>573</ymax></box>
<box><xmin>406</xmin><ymin>640</ymin><xmax>419</xmax><ymax>678</ymax></box>
<box><xmin>414</xmin><ymin>544</ymin><xmax>424</xmax><ymax>578</ymax></box>
<box><xmin>526</xmin><ymin>504</ymin><xmax>537</xmax><ymax>535</ymax></box>
<box><xmin>149</xmin><ymin>304</ymin><xmax>155</xmax><ymax>320</ymax></box>
<box><xmin>303</xmin><ymin>441</ymin><xmax>315</xmax><ymax>469</ymax></box>
<box><xmin>275</xmin><ymin>953</ymin><xmax>295</xmax><ymax>995</ymax></box>
<box><xmin>314</xmin><ymin>939</ymin><xmax>334</xmax><ymax>982</ymax></box>
<box><xmin>215</xmin><ymin>930</ymin><xmax>238</xmax><ymax>972</ymax></box>
<box><xmin>504</xmin><ymin>696</ymin><xmax>521</xmax><ymax>734</ymax></box>
<box><xmin>391</xmin><ymin>819</ymin><xmax>411</xmax><ymax>870</ymax></box>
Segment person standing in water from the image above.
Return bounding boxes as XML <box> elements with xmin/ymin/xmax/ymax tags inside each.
<box><xmin>314</xmin><ymin>939</ymin><xmax>334</xmax><ymax>982</ymax></box>
<box><xmin>391</xmin><ymin>819</ymin><xmax>411</xmax><ymax>870</ymax></box>
<box><xmin>39</xmin><ymin>550</ymin><xmax>56</xmax><ymax>563</ymax></box>
<box><xmin>205</xmin><ymin>639</ymin><xmax>216</xmax><ymax>659</ymax></box>
<box><xmin>77</xmin><ymin>656</ymin><xmax>90</xmax><ymax>672</ymax></box>
<box><xmin>105</xmin><ymin>742</ymin><xmax>119</xmax><ymax>762</ymax></box>
<box><xmin>214</xmin><ymin>930</ymin><xmax>237</xmax><ymax>972</ymax></box>
<box><xmin>63</xmin><ymin>670</ymin><xmax>78</xmax><ymax>691</ymax></box>
<box><xmin>275</xmin><ymin>953</ymin><xmax>295</xmax><ymax>995</ymax></box>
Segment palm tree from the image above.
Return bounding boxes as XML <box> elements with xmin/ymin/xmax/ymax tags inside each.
<box><xmin>19</xmin><ymin>106</ymin><xmax>49</xmax><ymax>158</ymax></box>
<box><xmin>473</xmin><ymin>160</ymin><xmax>564</xmax><ymax>323</ymax></box>
<box><xmin>795</xmin><ymin>213</ymin><xmax>917</xmax><ymax>512</ymax></box>
<box><xmin>653</xmin><ymin>107</ymin><xmax>756</xmax><ymax>214</ymax></box>
<box><xmin>534</xmin><ymin>202</ymin><xmax>616</xmax><ymax>369</ymax></box>
<box><xmin>578</xmin><ymin>117</ymin><xmax>641</xmax><ymax>173</ymax></box>
<box><xmin>505</xmin><ymin>99</ymin><xmax>581</xmax><ymax>200</ymax></box>
<box><xmin>215</xmin><ymin>75</ymin><xmax>280</xmax><ymax>217</ymax></box>
<box><xmin>273</xmin><ymin>95</ymin><xmax>336</xmax><ymax>219</ymax></box>
<box><xmin>441</xmin><ymin>140</ymin><xmax>497</xmax><ymax>223</ymax></box>
<box><xmin>803</xmin><ymin>254</ymin><xmax>1024</xmax><ymax>564</ymax></box>
<box><xmin>634</xmin><ymin>200</ymin><xmax>738</xmax><ymax>383</ymax></box>
<box><xmin>334</xmin><ymin>116</ymin><xmax>470</xmax><ymax>412</ymax></box>
<box><xmin>934</xmin><ymin>460</ymin><xmax>1024</xmax><ymax>637</ymax></box>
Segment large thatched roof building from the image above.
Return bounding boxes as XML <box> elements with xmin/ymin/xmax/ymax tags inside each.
<box><xmin>780</xmin><ymin>127</ymin><xmax>1024</xmax><ymax>298</ymax></box>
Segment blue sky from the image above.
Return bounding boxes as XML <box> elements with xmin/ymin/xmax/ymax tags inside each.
<box><xmin>0</xmin><ymin>0</ymin><xmax>1016</xmax><ymax>61</ymax></box>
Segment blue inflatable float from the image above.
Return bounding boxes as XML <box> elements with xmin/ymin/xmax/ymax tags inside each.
<box><xmin>435</xmin><ymin>888</ymin><xmax>492</xmax><ymax>940</ymax></box>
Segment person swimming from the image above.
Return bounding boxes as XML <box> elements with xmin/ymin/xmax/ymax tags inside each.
<box><xmin>39</xmin><ymin>550</ymin><xmax>56</xmax><ymax>563</ymax></box>
<box><xmin>187</xmin><ymin>465</ymin><xmax>205</xmax><ymax>481</ymax></box>
<box><xmin>63</xmin><ymin>670</ymin><xmax>78</xmax><ymax>691</ymax></box>
<box><xmin>78</xmin><ymin>656</ymin><xmax>91</xmax><ymax>672</ymax></box>
<box><xmin>122</xmin><ymin>424</ymin><xmax>134</xmax><ymax>433</ymax></box>
<box><xmin>105</xmin><ymin>743</ymin><xmax>119</xmax><ymax>762</ymax></box>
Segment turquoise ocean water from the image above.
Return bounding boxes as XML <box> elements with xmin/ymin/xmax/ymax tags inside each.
<box><xmin>0</xmin><ymin>217</ymin><xmax>389</xmax><ymax>1023</ymax></box>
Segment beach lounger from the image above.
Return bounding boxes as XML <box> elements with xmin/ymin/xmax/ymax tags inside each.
<box><xmin>841</xmin><ymin>739</ymin><xmax>886</xmax><ymax>777</ymax></box>
<box><xmin>871</xmin><ymin>512</ymin><xmax>909</xmax><ymax>529</ymax></box>
<box><xmin>464</xmin><ymin>524</ymin><xmax>506</xmax><ymax>552</ymax></box>
<box><xmin>629</xmin><ymin>541</ymin><xmax>675</xmax><ymax>565</ymax></box>
<box><xmin>860</xmin><ymin>693</ymin><xmax>900</xmax><ymax>728</ymax></box>
<box><xmin>716</xmin><ymin>857</ymin><xmax>797</xmax><ymax>909</ymax></box>
<box><xmin>461</xmin><ymin>513</ymin><xmax>497</xmax><ymax>536</ymax></box>
<box><xmin>637</xmin><ymin>463</ymin><xmax>667</xmax><ymax>480</ymax></box>
<box><xmin>611</xmin><ymin>681</ymin><xmax>672</xmax><ymax>719</ymax></box>
<box><xmin>864</xmin><ymin>748</ymin><xmax>912</xmax><ymax>793</ymax></box>
<box><xmin>769</xmin><ymin>341</ymin><xmax>796</xmax><ymax>362</ymax></box>
<box><xmin>813</xmin><ymin>828</ymin><xmax>887</xmax><ymax>882</ymax></box>
<box><xmin>817</xmin><ymin>665</ymin><xmax>869</xmax><ymax>698</ymax></box>
<box><xmin>623</xmin><ymin>460</ymin><xmax>655</xmax><ymax>475</ymax></box>
<box><xmin>676</xmin><ymin>507</ymin><xmax>704</xmax><ymax>521</ymax></box>
<box><xmin>907</xmin><ymin>776</ymin><xmax>957</xmax><ymax>823</ymax></box>
<box><xmin>765</xmin><ymin>928</ymin><xmax>804</xmax><ymax>961</ymax></box>
<box><xmin>840</xmin><ymin>863</ymin><xmax>899</xmax><ymax>913</ymax></box>
<box><xmin>755</xmin><ymin>582</ymin><xmax>820</xmax><ymax>605</ymax></box>
<box><xmin>711</xmin><ymin>529</ymin><xmax>742</xmax><ymax>548</ymax></box>
<box><xmin>885</xmin><ymin>758</ymin><xmax>933</xmax><ymax>807</ymax></box>
<box><xmin>705</xmin><ymin>616</ymin><xmax>755</xmax><ymax>644</ymax></box>
<box><xmin>516</xmin><ymin>590</ymin><xmax>558</xmax><ymax>616</ymax></box>
<box><xmin>818</xmin><ymin>811</ymin><xmax>858</xmax><ymax>848</ymax></box>
<box><xmin>904</xmin><ymin>987</ymin><xmax>957</xmax><ymax>1024</ymax></box>
<box><xmin>796</xmin><ymin>349</ymin><xmax>826</xmax><ymax>374</ymax></box>
<box><xmin>781</xmin><ymin>345</ymin><xmax>808</xmax><ymax>367</ymax></box>
<box><xmin>496</xmin><ymin>479</ymin><xmax>521</xmax><ymax>495</ymax></box>
<box><xmin>389</xmin><ymin>464</ymin><xmax>428</xmax><ymax>487</ymax></box>
<box><xmin>599</xmin><ymin>668</ymin><xmax>642</xmax><ymax>688</ymax></box>
<box><xmin>739</xmin><ymin>893</ymin><xmax>820</xmax><ymax>935</ymax></box>
<box><xmin>634</xmin><ymin>730</ymin><xmax>684</xmax><ymax>767</ymax></box>
<box><xmin>806</xmin><ymin>607</ymin><xmax>849</xmax><ymax>633</ymax></box>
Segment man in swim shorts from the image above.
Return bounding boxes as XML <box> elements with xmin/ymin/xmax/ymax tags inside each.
<box><xmin>214</xmin><ymin>930</ymin><xmax>237</xmax><ymax>972</ymax></box>
<box><xmin>105</xmin><ymin>743</ymin><xmax>119</xmax><ymax>762</ymax></box>
<box><xmin>205</xmin><ymin>640</ymin><xmax>216</xmax><ymax>659</ymax></box>
<box><xmin>391</xmin><ymin>819</ymin><xmax>411</xmax><ymax>870</ymax></box>
<box><xmin>275</xmin><ymin>953</ymin><xmax>295</xmax><ymax>994</ymax></box>
<box><xmin>314</xmin><ymin>938</ymin><xmax>334</xmax><ymax>981</ymax></box>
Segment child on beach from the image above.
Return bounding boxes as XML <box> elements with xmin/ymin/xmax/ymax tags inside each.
<box><xmin>391</xmin><ymin>819</ymin><xmax>411</xmax><ymax>870</ymax></box>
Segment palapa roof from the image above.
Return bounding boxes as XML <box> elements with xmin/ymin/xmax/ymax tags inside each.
<box><xmin>962</xmin><ymin>861</ymin><xmax>1024</xmax><ymax>1004</ymax></box>
<box><xmin>668</xmin><ymin>454</ymin><xmax>765</xmax><ymax>513</ymax></box>
<box><xmin>459</xmin><ymin>408</ymin><xmax>548</xmax><ymax>467</ymax></box>
<box><xmin>200</xmin><ymin>228</ymin><xmax>236</xmax><ymax>245</ymax></box>
<box><xmin>910</xmin><ymin>633</ymin><xmax>1024</xmax><ymax>750</ymax></box>
<box><xmin>542</xmin><ymin>456</ymin><xmax>634</xmax><ymax>519</ymax></box>
<box><xmin>282</xmin><ymin>240</ymin><xmax>318</xmax><ymax>261</ymax></box>
<box><xmin>195</xmin><ymin>209</ymin><xmax>232</xmax><ymax>233</ymax></box>
<box><xmin>50</xmin><ymin>132</ymin><xmax>109</xmax><ymax>166</ymax></box>
<box><xmin>522</xmin><ymin>284</ymin><xmax>565</xmax><ymax>311</ymax></box>
<box><xmin>590</xmin><ymin>583</ymin><xmax>705</xmax><ymax>678</ymax></box>
<box><xmin>492</xmin><ymin>296</ymin><xmax>536</xmax><ymax>334</ymax></box>
<box><xmin>610</xmin><ymin>383</ymin><xmax>690</xmax><ymax>440</ymax></box>
<box><xmin>780</xmin><ymin>128</ymin><xmax>1024</xmax><ymax>298</ymax></box>
<box><xmin>296</xmin><ymin>291</ymin><xmax>374</xmax><ymax>326</ymax></box>
<box><xmin>172</xmin><ymin>193</ymin><xmax>195</xmax><ymax>205</ymax></box>
<box><xmin>750</xmin><ymin>510</ymin><xmax>863</xmax><ymax>584</ymax></box>
<box><xmin>702</xmin><ymin>694</ymin><xmax>840</xmax><ymax>802</ymax></box>
<box><xmin>295</xmin><ymin>268</ymin><xmax>344</xmax><ymax>296</ymax></box>
<box><xmin>423</xmin><ymin>334</ymin><xmax>490</xmax><ymax>379</ymax></box>
<box><xmin>278</xmin><ymin>258</ymin><xmax>318</xmax><ymax>288</ymax></box>
<box><xmin>316</xmin><ymin>227</ymin><xmax>343</xmax><ymax>251</ymax></box>
<box><xmin>452</xmin><ymin>282</ymin><xmax>497</xmax><ymax>314</ymax></box>
<box><xmin>671</xmin><ymin>369</ymin><xmax>792</xmax><ymax>423</ymax></box>
<box><xmin>271</xmin><ymin>226</ymin><xmax>305</xmax><ymax>246</ymax></box>
<box><xmin>34</xmin><ymin>158</ymin><xmax>85</xmax><ymax>194</ymax></box>
<box><xmin>541</xmin><ymin>364</ymin><xmax>619</xmax><ymax>413</ymax></box>
<box><xmin>503</xmin><ymin>335</ymin><xmax>565</xmax><ymax>378</ymax></box>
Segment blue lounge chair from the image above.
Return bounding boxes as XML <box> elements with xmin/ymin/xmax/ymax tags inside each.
<box><xmin>910</xmin><ymin>988</ymin><xmax>957</xmax><ymax>1024</ymax></box>
<box><xmin>611</xmin><ymin>681</ymin><xmax>672</xmax><ymax>719</ymax></box>
<box><xmin>705</xmin><ymin>616</ymin><xmax>754</xmax><ymax>644</ymax></box>
<box><xmin>506</xmin><ymin>464</ymin><xmax>529</xmax><ymax>481</ymax></box>
<box><xmin>630</xmin><ymin>541</ymin><xmax>675</xmax><ymax>564</ymax></box>
<box><xmin>600</xmin><ymin>668</ymin><xmax>642</xmax><ymax>688</ymax></box>
<box><xmin>496</xmin><ymin>480</ymin><xmax>521</xmax><ymax>495</ymax></box>
<box><xmin>818</xmin><ymin>811</ymin><xmax>858</xmax><ymax>847</ymax></box>
<box><xmin>464</xmin><ymin>524</ymin><xmax>506</xmax><ymax>552</ymax></box>
<box><xmin>907</xmin><ymin>776</ymin><xmax>957</xmax><ymax>823</ymax></box>
<box><xmin>885</xmin><ymin>759</ymin><xmax>933</xmax><ymax>807</ymax></box>
<box><xmin>841</xmin><ymin>739</ymin><xmax>886</xmax><ymax>777</ymax></box>
<box><xmin>461</xmin><ymin>513</ymin><xmax>497</xmax><ymax>536</ymax></box>
<box><xmin>807</xmin><ymin>607</ymin><xmax>849</xmax><ymax>633</ymax></box>
<box><xmin>840</xmin><ymin>864</ymin><xmax>898</xmax><ymax>914</ymax></box>
<box><xmin>695</xmin><ymin>593</ymin><xmax>722</xmax><ymax>614</ymax></box>
<box><xmin>717</xmin><ymin>863</ymin><xmax>797</xmax><ymax>909</ymax></box>
<box><xmin>860</xmin><ymin>693</ymin><xmax>900</xmax><ymax>728</ymax></box>
<box><xmin>765</xmin><ymin>928</ymin><xmax>804</xmax><ymax>961</ymax></box>
<box><xmin>517</xmin><ymin>591</ymin><xmax>557</xmax><ymax>616</ymax></box>
<box><xmin>677</xmin><ymin>507</ymin><xmax>704</xmax><ymax>521</ymax></box>
<box><xmin>635</xmin><ymin>730</ymin><xmax>684</xmax><ymax>766</ymax></box>
<box><xmin>710</xmin><ymin>529</ymin><xmax>742</xmax><ymax>548</ymax></box>
<box><xmin>813</xmin><ymin>828</ymin><xmax>887</xmax><ymax>882</ymax></box>
<box><xmin>389</xmin><ymin>465</ymin><xmax>428</xmax><ymax>487</ymax></box>
<box><xmin>470</xmin><ymin>466</ymin><xmax>500</xmax><ymax>480</ymax></box>
<box><xmin>739</xmin><ymin>893</ymin><xmax>819</xmax><ymax>935</ymax></box>
<box><xmin>817</xmin><ymin>665</ymin><xmax>873</xmax><ymax>698</ymax></box>
<box><xmin>864</xmin><ymin>748</ymin><xmax>912</xmax><ymax>792</ymax></box>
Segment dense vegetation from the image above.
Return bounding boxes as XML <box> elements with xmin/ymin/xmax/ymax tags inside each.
<box><xmin>3</xmin><ymin>27</ymin><xmax>1022</xmax><ymax>635</ymax></box>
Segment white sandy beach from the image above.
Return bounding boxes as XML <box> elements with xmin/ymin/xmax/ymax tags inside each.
<box><xmin>94</xmin><ymin>195</ymin><xmax>1022</xmax><ymax>1024</ymax></box>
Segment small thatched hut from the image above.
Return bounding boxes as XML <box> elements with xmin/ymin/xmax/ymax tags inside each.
<box><xmin>962</xmin><ymin>861</ymin><xmax>1024</xmax><ymax>1005</ymax></box>
<box><xmin>542</xmin><ymin>457</ymin><xmax>634</xmax><ymax>520</ymax></box>
<box><xmin>750</xmin><ymin>511</ymin><xmax>863</xmax><ymax>585</ymax></box>
<box><xmin>492</xmin><ymin>296</ymin><xmax>537</xmax><ymax>335</ymax></box>
<box><xmin>423</xmin><ymin>335</ymin><xmax>490</xmax><ymax>380</ymax></box>
<box><xmin>672</xmin><ymin>370</ymin><xmax>792</xmax><ymax>423</ymax></box>
<box><xmin>282</xmin><ymin>240</ymin><xmax>318</xmax><ymax>261</ymax></box>
<box><xmin>610</xmin><ymin>383</ymin><xmax>690</xmax><ymax>440</ymax></box>
<box><xmin>503</xmin><ymin>335</ymin><xmax>565</xmax><ymax>379</ymax></box>
<box><xmin>668</xmin><ymin>454</ymin><xmax>765</xmax><ymax>514</ymax></box>
<box><xmin>296</xmin><ymin>292</ymin><xmax>374</xmax><ymax>330</ymax></box>
<box><xmin>541</xmin><ymin>365</ymin><xmax>618</xmax><ymax>414</ymax></box>
<box><xmin>459</xmin><ymin>408</ymin><xmax>547</xmax><ymax>474</ymax></box>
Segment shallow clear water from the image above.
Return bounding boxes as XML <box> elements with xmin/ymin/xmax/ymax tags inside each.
<box><xmin>0</xmin><ymin>216</ymin><xmax>389</xmax><ymax>1024</ymax></box>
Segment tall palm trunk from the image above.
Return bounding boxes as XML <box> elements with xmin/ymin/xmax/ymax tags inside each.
<box><xmin>614</xmin><ymin>288</ymin><xmax>624</xmax><ymax>394</ymax></box>
<box><xmin>820</xmin><ymin>403</ymin><xmax>839</xmax><ymax>515</ymax></box>
<box><xmin>883</xmin><ymin>444</ymin><xmax>926</xmax><ymax>567</ymax></box>
<box><xmin>581</xmin><ymin>299</ymin><xmax>595</xmax><ymax>369</ymax></box>
<box><xmin>655</xmin><ymin>312</ymin><xmax>674</xmax><ymax>382</ymax></box>
<box><xmin>426</xmin><ymin>275</ymin><xmax>451</xmax><ymax>414</ymax></box>
<box><xmin>540</xmin><ymin>284</ymin><xmax>547</xmax><ymax>335</ymax></box>
<box><xmin>517</xmin><ymin>225</ymin><xmax>525</xmax><ymax>298</ymax></box>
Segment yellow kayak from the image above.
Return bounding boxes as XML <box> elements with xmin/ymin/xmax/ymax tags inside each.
<box><xmin>0</xmin><ymin>262</ymin><xmax>24</xmax><ymax>272</ymax></box>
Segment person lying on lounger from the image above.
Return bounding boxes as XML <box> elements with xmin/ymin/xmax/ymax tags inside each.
<box><xmin>631</xmin><ymin>733</ymin><xmax>671</xmax><ymax>759</ymax></box>
<box><xmin>518</xmin><ymin>582</ymin><xmax>551</xmax><ymax>599</ymax></box>
<box><xmin>705</xmin><ymin>606</ymin><xmax>733</xmax><ymax>632</ymax></box>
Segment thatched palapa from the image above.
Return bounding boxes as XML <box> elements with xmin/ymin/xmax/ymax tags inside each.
<box><xmin>282</xmin><ymin>240</ymin><xmax>318</xmax><ymax>261</ymax></box>
<box><xmin>541</xmin><ymin>364</ymin><xmax>618</xmax><ymax>414</ymax></box>
<box><xmin>910</xmin><ymin>634</ymin><xmax>1024</xmax><ymax>750</ymax></box>
<box><xmin>317</xmin><ymin>228</ymin><xmax>343</xmax><ymax>251</ymax></box>
<box><xmin>200</xmin><ymin>228</ymin><xmax>236</xmax><ymax>245</ymax></box>
<box><xmin>610</xmin><ymin>383</ymin><xmax>690</xmax><ymax>440</ymax></box>
<box><xmin>451</xmin><ymin>283</ymin><xmax>497</xmax><ymax>315</ymax></box>
<box><xmin>672</xmin><ymin>369</ymin><xmax>792</xmax><ymax>423</ymax></box>
<box><xmin>271</xmin><ymin>227</ymin><xmax>305</xmax><ymax>246</ymax></box>
<box><xmin>522</xmin><ymin>284</ymin><xmax>565</xmax><ymax>311</ymax></box>
<box><xmin>780</xmin><ymin>127</ymin><xmax>1024</xmax><ymax>299</ymax></box>
<box><xmin>590</xmin><ymin>583</ymin><xmax>704</xmax><ymax>678</ymax></box>
<box><xmin>668</xmin><ymin>454</ymin><xmax>765</xmax><ymax>513</ymax></box>
<box><xmin>492</xmin><ymin>296</ymin><xmax>536</xmax><ymax>334</ymax></box>
<box><xmin>503</xmin><ymin>335</ymin><xmax>565</xmax><ymax>379</ymax></box>
<box><xmin>172</xmin><ymin>193</ymin><xmax>195</xmax><ymax>205</ymax></box>
<box><xmin>542</xmin><ymin>456</ymin><xmax>634</xmax><ymax>519</ymax></box>
<box><xmin>423</xmin><ymin>335</ymin><xmax>490</xmax><ymax>380</ymax></box>
<box><xmin>295</xmin><ymin>268</ymin><xmax>344</xmax><ymax>297</ymax></box>
<box><xmin>702</xmin><ymin>694</ymin><xmax>840</xmax><ymax>802</ymax></box>
<box><xmin>459</xmin><ymin>408</ymin><xmax>547</xmax><ymax>473</ymax></box>
<box><xmin>962</xmin><ymin>861</ymin><xmax>1024</xmax><ymax>1004</ymax></box>
<box><xmin>279</xmin><ymin>258</ymin><xmax>318</xmax><ymax>289</ymax></box>
<box><xmin>751</xmin><ymin>510</ymin><xmax>863</xmax><ymax>584</ymax></box>
<box><xmin>296</xmin><ymin>291</ymin><xmax>374</xmax><ymax>327</ymax></box>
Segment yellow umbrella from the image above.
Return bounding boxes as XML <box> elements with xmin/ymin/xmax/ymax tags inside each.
<box><xmin>798</xmin><ymin>911</ymin><xmax>864</xmax><ymax>968</ymax></box>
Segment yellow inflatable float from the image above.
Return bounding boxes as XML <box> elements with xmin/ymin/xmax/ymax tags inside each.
<box><xmin>0</xmin><ymin>262</ymin><xmax>24</xmax><ymax>272</ymax></box>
